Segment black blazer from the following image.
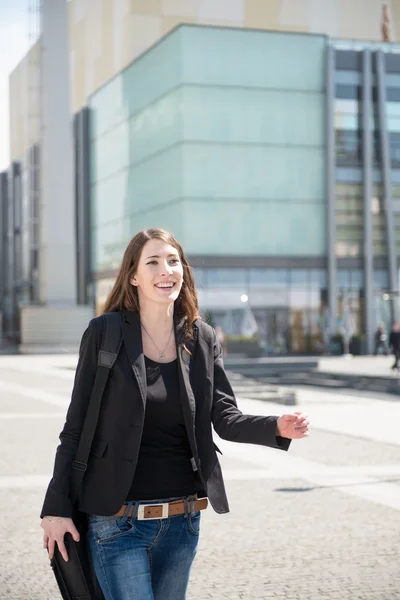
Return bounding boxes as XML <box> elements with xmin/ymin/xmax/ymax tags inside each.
<box><xmin>41</xmin><ymin>310</ymin><xmax>290</xmax><ymax>518</ymax></box>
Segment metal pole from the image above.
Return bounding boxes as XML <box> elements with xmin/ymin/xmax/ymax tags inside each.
<box><xmin>376</xmin><ymin>50</ymin><xmax>398</xmax><ymax>319</ymax></box>
<box><xmin>362</xmin><ymin>49</ymin><xmax>374</xmax><ymax>355</ymax></box>
<box><xmin>326</xmin><ymin>44</ymin><xmax>337</xmax><ymax>343</ymax></box>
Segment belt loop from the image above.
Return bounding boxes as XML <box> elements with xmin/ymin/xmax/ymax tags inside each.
<box><xmin>131</xmin><ymin>502</ymin><xmax>140</xmax><ymax>521</ymax></box>
<box><xmin>183</xmin><ymin>497</ymin><xmax>189</xmax><ymax>519</ymax></box>
<box><xmin>122</xmin><ymin>502</ymin><xmax>132</xmax><ymax>522</ymax></box>
<box><xmin>190</xmin><ymin>495</ymin><xmax>195</xmax><ymax>516</ymax></box>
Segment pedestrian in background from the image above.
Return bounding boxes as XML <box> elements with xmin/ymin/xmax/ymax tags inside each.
<box><xmin>390</xmin><ymin>322</ymin><xmax>400</xmax><ymax>370</ymax></box>
<box><xmin>374</xmin><ymin>322</ymin><xmax>388</xmax><ymax>355</ymax></box>
<box><xmin>40</xmin><ymin>228</ymin><xmax>310</xmax><ymax>600</ymax></box>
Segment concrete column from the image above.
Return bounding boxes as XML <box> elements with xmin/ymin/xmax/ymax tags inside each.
<box><xmin>39</xmin><ymin>0</ymin><xmax>76</xmax><ymax>304</ymax></box>
<box><xmin>362</xmin><ymin>50</ymin><xmax>374</xmax><ymax>355</ymax></box>
<box><xmin>19</xmin><ymin>0</ymin><xmax>93</xmax><ymax>353</ymax></box>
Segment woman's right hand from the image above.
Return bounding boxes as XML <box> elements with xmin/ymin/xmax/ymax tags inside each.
<box><xmin>41</xmin><ymin>516</ymin><xmax>80</xmax><ymax>562</ymax></box>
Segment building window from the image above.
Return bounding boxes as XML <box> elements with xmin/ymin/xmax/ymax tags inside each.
<box><xmin>198</xmin><ymin>268</ymin><xmax>327</xmax><ymax>355</ymax></box>
<box><xmin>335</xmin><ymin>183</ymin><xmax>363</xmax><ymax>257</ymax></box>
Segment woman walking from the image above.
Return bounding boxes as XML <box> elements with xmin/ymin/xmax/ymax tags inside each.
<box><xmin>41</xmin><ymin>228</ymin><xmax>309</xmax><ymax>600</ymax></box>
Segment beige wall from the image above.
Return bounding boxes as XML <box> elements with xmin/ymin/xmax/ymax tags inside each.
<box><xmin>9</xmin><ymin>41</ymin><xmax>41</xmax><ymax>163</ymax></box>
<box><xmin>9</xmin><ymin>0</ymin><xmax>400</xmax><ymax>161</ymax></box>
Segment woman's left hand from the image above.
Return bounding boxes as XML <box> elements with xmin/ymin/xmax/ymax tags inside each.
<box><xmin>276</xmin><ymin>411</ymin><xmax>309</xmax><ymax>439</ymax></box>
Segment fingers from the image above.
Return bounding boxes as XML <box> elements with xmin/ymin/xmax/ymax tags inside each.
<box><xmin>294</xmin><ymin>419</ymin><xmax>309</xmax><ymax>430</ymax></box>
<box><xmin>42</xmin><ymin>533</ymin><xmax>49</xmax><ymax>550</ymax></box>
<box><xmin>57</xmin><ymin>537</ymin><xmax>69</xmax><ymax>563</ymax></box>
<box><xmin>282</xmin><ymin>412</ymin><xmax>309</xmax><ymax>423</ymax></box>
<box><xmin>68</xmin><ymin>524</ymin><xmax>80</xmax><ymax>543</ymax></box>
<box><xmin>46</xmin><ymin>536</ymin><xmax>69</xmax><ymax>562</ymax></box>
<box><xmin>47</xmin><ymin>538</ymin><xmax>55</xmax><ymax>561</ymax></box>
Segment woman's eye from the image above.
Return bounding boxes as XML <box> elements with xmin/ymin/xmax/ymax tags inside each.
<box><xmin>169</xmin><ymin>259</ymin><xmax>179</xmax><ymax>265</ymax></box>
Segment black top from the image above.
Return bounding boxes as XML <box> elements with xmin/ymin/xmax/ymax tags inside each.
<box><xmin>390</xmin><ymin>331</ymin><xmax>400</xmax><ymax>351</ymax></box>
<box><xmin>126</xmin><ymin>356</ymin><xmax>203</xmax><ymax>501</ymax></box>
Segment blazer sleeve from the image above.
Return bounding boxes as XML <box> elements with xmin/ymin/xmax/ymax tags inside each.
<box><xmin>40</xmin><ymin>318</ymin><xmax>102</xmax><ymax>519</ymax></box>
<box><xmin>211</xmin><ymin>329</ymin><xmax>291</xmax><ymax>451</ymax></box>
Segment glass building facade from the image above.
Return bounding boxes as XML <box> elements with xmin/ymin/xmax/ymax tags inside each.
<box><xmin>330</xmin><ymin>43</ymin><xmax>400</xmax><ymax>352</ymax></box>
<box><xmin>89</xmin><ymin>25</ymin><xmax>328</xmax><ymax>354</ymax></box>
<box><xmin>4</xmin><ymin>25</ymin><xmax>400</xmax><ymax>354</ymax></box>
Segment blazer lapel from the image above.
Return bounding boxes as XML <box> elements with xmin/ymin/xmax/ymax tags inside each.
<box><xmin>175</xmin><ymin>315</ymin><xmax>197</xmax><ymax>431</ymax></box>
<box><xmin>121</xmin><ymin>310</ymin><xmax>147</xmax><ymax>409</ymax></box>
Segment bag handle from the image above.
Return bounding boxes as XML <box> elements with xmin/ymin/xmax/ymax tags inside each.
<box><xmin>70</xmin><ymin>311</ymin><xmax>123</xmax><ymax>505</ymax></box>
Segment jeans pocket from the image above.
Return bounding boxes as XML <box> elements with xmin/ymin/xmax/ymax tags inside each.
<box><xmin>187</xmin><ymin>511</ymin><xmax>201</xmax><ymax>536</ymax></box>
<box><xmin>88</xmin><ymin>515</ymin><xmax>134</xmax><ymax>544</ymax></box>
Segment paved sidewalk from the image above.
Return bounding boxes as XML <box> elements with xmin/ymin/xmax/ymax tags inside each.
<box><xmin>1</xmin><ymin>355</ymin><xmax>400</xmax><ymax>599</ymax></box>
<box><xmin>319</xmin><ymin>354</ymin><xmax>400</xmax><ymax>378</ymax></box>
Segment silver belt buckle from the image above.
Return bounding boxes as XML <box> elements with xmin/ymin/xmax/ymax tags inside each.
<box><xmin>137</xmin><ymin>502</ymin><xmax>169</xmax><ymax>520</ymax></box>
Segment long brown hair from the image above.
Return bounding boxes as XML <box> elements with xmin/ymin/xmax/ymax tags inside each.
<box><xmin>101</xmin><ymin>228</ymin><xmax>200</xmax><ymax>338</ymax></box>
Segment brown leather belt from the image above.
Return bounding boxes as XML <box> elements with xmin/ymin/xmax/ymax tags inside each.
<box><xmin>114</xmin><ymin>497</ymin><xmax>208</xmax><ymax>520</ymax></box>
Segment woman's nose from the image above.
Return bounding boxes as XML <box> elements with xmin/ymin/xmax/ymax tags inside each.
<box><xmin>161</xmin><ymin>262</ymin><xmax>173</xmax><ymax>275</ymax></box>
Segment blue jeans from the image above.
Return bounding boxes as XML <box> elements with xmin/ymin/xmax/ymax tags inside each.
<box><xmin>87</xmin><ymin>496</ymin><xmax>201</xmax><ymax>600</ymax></box>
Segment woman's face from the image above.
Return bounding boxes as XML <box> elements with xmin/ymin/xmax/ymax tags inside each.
<box><xmin>130</xmin><ymin>238</ymin><xmax>184</xmax><ymax>306</ymax></box>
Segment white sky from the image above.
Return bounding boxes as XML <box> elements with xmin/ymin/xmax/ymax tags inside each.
<box><xmin>0</xmin><ymin>0</ymin><xmax>31</xmax><ymax>171</ymax></box>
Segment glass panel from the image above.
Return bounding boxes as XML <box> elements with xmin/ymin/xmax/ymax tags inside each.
<box><xmin>183</xmin><ymin>86</ymin><xmax>324</xmax><ymax>146</ymax></box>
<box><xmin>373</xmin><ymin>270</ymin><xmax>389</xmax><ymax>289</ymax></box>
<box><xmin>206</xmin><ymin>269</ymin><xmax>247</xmax><ymax>287</ymax></box>
<box><xmin>310</xmin><ymin>269</ymin><xmax>327</xmax><ymax>287</ymax></box>
<box><xmin>387</xmin><ymin>88</ymin><xmax>400</xmax><ymax>102</ymax></box>
<box><xmin>389</xmin><ymin>132</ymin><xmax>400</xmax><ymax>166</ymax></box>
<box><xmin>335</xmin><ymin>130</ymin><xmax>362</xmax><ymax>165</ymax></box>
<box><xmin>91</xmin><ymin>171</ymin><xmax>128</xmax><ymax>228</ymax></box>
<box><xmin>334</xmin><ymin>114</ymin><xmax>359</xmax><ymax>130</ymax></box>
<box><xmin>92</xmin><ymin>221</ymin><xmax>130</xmax><ymax>272</ymax></box>
<box><xmin>290</xmin><ymin>285</ymin><xmax>310</xmax><ymax>353</ymax></box>
<box><xmin>182</xmin><ymin>27</ymin><xmax>325</xmax><ymax>91</ymax></box>
<box><xmin>337</xmin><ymin>270</ymin><xmax>351</xmax><ymax>288</ymax></box>
<box><xmin>337</xmin><ymin>290</ymin><xmax>364</xmax><ymax>336</ymax></box>
<box><xmin>290</xmin><ymin>270</ymin><xmax>309</xmax><ymax>285</ymax></box>
<box><xmin>248</xmin><ymin>290</ymin><xmax>290</xmax><ymax>355</ymax></box>
<box><xmin>335</xmin><ymin>241</ymin><xmax>361</xmax><ymax>257</ymax></box>
<box><xmin>130</xmin><ymin>88</ymin><xmax>182</xmax><ymax>165</ymax></box>
<box><xmin>387</xmin><ymin>115</ymin><xmax>400</xmax><ymax>132</ymax></box>
<box><xmin>336</xmin><ymin>226</ymin><xmax>363</xmax><ymax>241</ymax></box>
<box><xmin>183</xmin><ymin>144</ymin><xmax>324</xmax><ymax>202</ymax></box>
<box><xmin>91</xmin><ymin>120</ymin><xmax>129</xmax><ymax>183</ymax></box>
<box><xmin>373</xmin><ymin>242</ymin><xmax>387</xmax><ymax>255</ymax></box>
<box><xmin>335</xmin><ymin>84</ymin><xmax>361</xmax><ymax>100</ymax></box>
<box><xmin>310</xmin><ymin>278</ymin><xmax>328</xmax><ymax>353</ymax></box>
<box><xmin>335</xmin><ymin>99</ymin><xmax>360</xmax><ymax>115</ymax></box>
<box><xmin>249</xmin><ymin>269</ymin><xmax>289</xmax><ymax>287</ymax></box>
<box><xmin>336</xmin><ymin>212</ymin><xmax>363</xmax><ymax>226</ymax></box>
<box><xmin>350</xmin><ymin>270</ymin><xmax>364</xmax><ymax>289</ymax></box>
<box><xmin>127</xmin><ymin>145</ymin><xmax>183</xmax><ymax>213</ymax></box>
<box><xmin>386</xmin><ymin>101</ymin><xmax>400</xmax><ymax>117</ymax></box>
<box><xmin>182</xmin><ymin>199</ymin><xmax>326</xmax><ymax>256</ymax></box>
<box><xmin>193</xmin><ymin>268</ymin><xmax>207</xmax><ymax>289</ymax></box>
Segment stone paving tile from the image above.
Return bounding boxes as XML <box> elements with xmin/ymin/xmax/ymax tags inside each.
<box><xmin>289</xmin><ymin>427</ymin><xmax>400</xmax><ymax>467</ymax></box>
<box><xmin>188</xmin><ymin>478</ymin><xmax>400</xmax><ymax>600</ymax></box>
<box><xmin>0</xmin><ymin>418</ymin><xmax>64</xmax><ymax>476</ymax></box>
<box><xmin>0</xmin><ymin>367</ymin><xmax>74</xmax><ymax>395</ymax></box>
<box><xmin>0</xmin><ymin>392</ymin><xmax>62</xmax><ymax>414</ymax></box>
<box><xmin>2</xmin><ymin>478</ymin><xmax>400</xmax><ymax>599</ymax></box>
<box><xmin>2</xmin><ymin>358</ymin><xmax>400</xmax><ymax>599</ymax></box>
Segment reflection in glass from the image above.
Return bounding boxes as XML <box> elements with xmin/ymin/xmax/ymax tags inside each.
<box><xmin>198</xmin><ymin>268</ymin><xmax>327</xmax><ymax>355</ymax></box>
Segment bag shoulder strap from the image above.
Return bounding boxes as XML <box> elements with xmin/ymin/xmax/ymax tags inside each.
<box><xmin>70</xmin><ymin>311</ymin><xmax>123</xmax><ymax>503</ymax></box>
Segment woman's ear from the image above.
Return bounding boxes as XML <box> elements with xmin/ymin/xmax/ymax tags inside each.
<box><xmin>130</xmin><ymin>277</ymin><xmax>137</xmax><ymax>286</ymax></box>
